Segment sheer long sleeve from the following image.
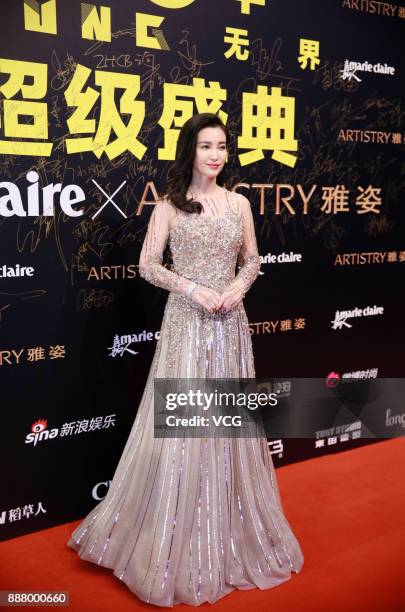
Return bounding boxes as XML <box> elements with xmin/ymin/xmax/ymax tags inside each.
<box><xmin>138</xmin><ymin>199</ymin><xmax>197</xmax><ymax>295</ymax></box>
<box><xmin>226</xmin><ymin>193</ymin><xmax>261</xmax><ymax>295</ymax></box>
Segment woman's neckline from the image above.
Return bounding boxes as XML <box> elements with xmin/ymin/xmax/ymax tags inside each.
<box><xmin>168</xmin><ymin>188</ymin><xmax>238</xmax><ymax>236</ymax></box>
<box><xmin>187</xmin><ymin>186</ymin><xmax>228</xmax><ymax>199</ymax></box>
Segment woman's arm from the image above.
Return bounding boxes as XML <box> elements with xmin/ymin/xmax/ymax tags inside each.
<box><xmin>138</xmin><ymin>199</ymin><xmax>197</xmax><ymax>296</ymax></box>
<box><xmin>226</xmin><ymin>193</ymin><xmax>261</xmax><ymax>297</ymax></box>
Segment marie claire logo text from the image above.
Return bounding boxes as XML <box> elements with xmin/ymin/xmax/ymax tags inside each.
<box><xmin>108</xmin><ymin>330</ymin><xmax>160</xmax><ymax>357</ymax></box>
<box><xmin>331</xmin><ymin>305</ymin><xmax>384</xmax><ymax>330</ymax></box>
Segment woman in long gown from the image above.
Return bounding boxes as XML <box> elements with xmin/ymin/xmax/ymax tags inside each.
<box><xmin>67</xmin><ymin>113</ymin><xmax>304</xmax><ymax>606</ymax></box>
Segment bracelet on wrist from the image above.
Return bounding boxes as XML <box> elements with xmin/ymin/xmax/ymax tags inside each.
<box><xmin>186</xmin><ymin>281</ymin><xmax>197</xmax><ymax>298</ymax></box>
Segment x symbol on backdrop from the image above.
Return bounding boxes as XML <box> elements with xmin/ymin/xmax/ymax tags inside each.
<box><xmin>91</xmin><ymin>180</ymin><xmax>127</xmax><ymax>219</ymax></box>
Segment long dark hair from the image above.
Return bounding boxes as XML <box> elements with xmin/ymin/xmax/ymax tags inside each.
<box><xmin>159</xmin><ymin>113</ymin><xmax>230</xmax><ymax>215</ymax></box>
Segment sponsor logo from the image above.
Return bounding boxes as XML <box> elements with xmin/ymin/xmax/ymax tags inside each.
<box><xmin>249</xmin><ymin>318</ymin><xmax>306</xmax><ymax>334</ymax></box>
<box><xmin>338</xmin><ymin>130</ymin><xmax>402</xmax><ymax>144</ymax></box>
<box><xmin>0</xmin><ymin>500</ymin><xmax>47</xmax><ymax>525</ymax></box>
<box><xmin>87</xmin><ymin>265</ymin><xmax>137</xmax><ymax>280</ymax></box>
<box><xmin>260</xmin><ymin>251</ymin><xmax>303</xmax><ymax>265</ymax></box>
<box><xmin>326</xmin><ymin>369</ymin><xmax>378</xmax><ymax>385</ymax></box>
<box><xmin>0</xmin><ymin>172</ymin><xmax>85</xmax><ymax>217</ymax></box>
<box><xmin>0</xmin><ymin>264</ymin><xmax>35</xmax><ymax>278</ymax></box>
<box><xmin>341</xmin><ymin>59</ymin><xmax>396</xmax><ymax>82</ymax></box>
<box><xmin>334</xmin><ymin>251</ymin><xmax>405</xmax><ymax>265</ymax></box>
<box><xmin>268</xmin><ymin>439</ymin><xmax>284</xmax><ymax>458</ymax></box>
<box><xmin>342</xmin><ymin>0</ymin><xmax>400</xmax><ymax>18</ymax></box>
<box><xmin>108</xmin><ymin>330</ymin><xmax>160</xmax><ymax>357</ymax></box>
<box><xmin>326</xmin><ymin>372</ymin><xmax>341</xmax><ymax>387</ymax></box>
<box><xmin>315</xmin><ymin>421</ymin><xmax>362</xmax><ymax>447</ymax></box>
<box><xmin>386</xmin><ymin>408</ymin><xmax>405</xmax><ymax>428</ymax></box>
<box><xmin>92</xmin><ymin>480</ymin><xmax>112</xmax><ymax>501</ymax></box>
<box><xmin>25</xmin><ymin>415</ymin><xmax>116</xmax><ymax>446</ymax></box>
<box><xmin>331</xmin><ymin>305</ymin><xmax>384</xmax><ymax>330</ymax></box>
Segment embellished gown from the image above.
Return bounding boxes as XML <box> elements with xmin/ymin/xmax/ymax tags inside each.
<box><xmin>67</xmin><ymin>187</ymin><xmax>304</xmax><ymax>607</ymax></box>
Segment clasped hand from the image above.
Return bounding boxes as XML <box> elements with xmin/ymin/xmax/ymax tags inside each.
<box><xmin>191</xmin><ymin>285</ymin><xmax>245</xmax><ymax>314</ymax></box>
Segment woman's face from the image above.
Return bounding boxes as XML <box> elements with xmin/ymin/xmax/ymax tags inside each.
<box><xmin>192</xmin><ymin>126</ymin><xmax>227</xmax><ymax>179</ymax></box>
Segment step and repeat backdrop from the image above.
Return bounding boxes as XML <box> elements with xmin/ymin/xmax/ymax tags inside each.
<box><xmin>1</xmin><ymin>0</ymin><xmax>404</xmax><ymax>540</ymax></box>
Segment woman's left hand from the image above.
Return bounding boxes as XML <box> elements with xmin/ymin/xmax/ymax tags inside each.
<box><xmin>215</xmin><ymin>286</ymin><xmax>245</xmax><ymax>313</ymax></box>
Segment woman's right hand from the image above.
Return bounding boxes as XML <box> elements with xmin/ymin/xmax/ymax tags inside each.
<box><xmin>190</xmin><ymin>285</ymin><xmax>221</xmax><ymax>314</ymax></box>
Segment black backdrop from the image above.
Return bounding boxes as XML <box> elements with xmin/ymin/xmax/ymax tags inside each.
<box><xmin>1</xmin><ymin>0</ymin><xmax>404</xmax><ymax>540</ymax></box>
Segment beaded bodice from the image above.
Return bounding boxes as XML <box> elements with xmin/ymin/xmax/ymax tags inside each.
<box><xmin>168</xmin><ymin>194</ymin><xmax>244</xmax><ymax>292</ymax></box>
<box><xmin>138</xmin><ymin>188</ymin><xmax>261</xmax><ymax>298</ymax></box>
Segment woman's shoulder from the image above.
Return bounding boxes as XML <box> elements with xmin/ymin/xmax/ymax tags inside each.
<box><xmin>234</xmin><ymin>191</ymin><xmax>251</xmax><ymax>206</ymax></box>
<box><xmin>154</xmin><ymin>194</ymin><xmax>173</xmax><ymax>207</ymax></box>
<box><xmin>154</xmin><ymin>195</ymin><xmax>178</xmax><ymax>221</ymax></box>
<box><xmin>227</xmin><ymin>189</ymin><xmax>251</xmax><ymax>213</ymax></box>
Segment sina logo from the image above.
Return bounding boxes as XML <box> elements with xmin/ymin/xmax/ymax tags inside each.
<box><xmin>326</xmin><ymin>372</ymin><xmax>340</xmax><ymax>387</ymax></box>
<box><xmin>25</xmin><ymin>418</ymin><xmax>59</xmax><ymax>446</ymax></box>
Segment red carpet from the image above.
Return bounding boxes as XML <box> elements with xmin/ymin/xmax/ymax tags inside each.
<box><xmin>1</xmin><ymin>438</ymin><xmax>404</xmax><ymax>611</ymax></box>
